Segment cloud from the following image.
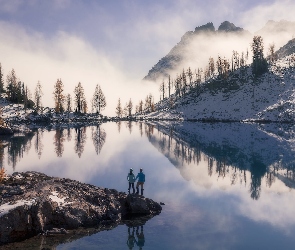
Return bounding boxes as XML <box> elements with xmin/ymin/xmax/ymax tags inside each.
<box><xmin>0</xmin><ymin>21</ymin><xmax>159</xmax><ymax>116</ymax></box>
<box><xmin>240</xmin><ymin>0</ymin><xmax>295</xmax><ymax>32</ymax></box>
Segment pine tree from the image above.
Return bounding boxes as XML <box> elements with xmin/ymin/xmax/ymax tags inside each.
<box><xmin>92</xmin><ymin>84</ymin><xmax>106</xmax><ymax>114</ymax></box>
<box><xmin>6</xmin><ymin>69</ymin><xmax>18</xmax><ymax>102</ymax></box>
<box><xmin>138</xmin><ymin>100</ymin><xmax>143</xmax><ymax>114</ymax></box>
<box><xmin>231</xmin><ymin>51</ymin><xmax>240</xmax><ymax>71</ymax></box>
<box><xmin>252</xmin><ymin>36</ymin><xmax>268</xmax><ymax>76</ymax></box>
<box><xmin>182</xmin><ymin>69</ymin><xmax>187</xmax><ymax>95</ymax></box>
<box><xmin>174</xmin><ymin>75</ymin><xmax>181</xmax><ymax>97</ymax></box>
<box><xmin>82</xmin><ymin>99</ymin><xmax>87</xmax><ymax>113</ymax></box>
<box><xmin>0</xmin><ymin>63</ymin><xmax>4</xmax><ymax>93</ymax></box>
<box><xmin>74</xmin><ymin>82</ymin><xmax>86</xmax><ymax>113</ymax></box>
<box><xmin>268</xmin><ymin>43</ymin><xmax>277</xmax><ymax>64</ymax></box>
<box><xmin>208</xmin><ymin>58</ymin><xmax>215</xmax><ymax>77</ymax></box>
<box><xmin>66</xmin><ymin>94</ymin><xmax>72</xmax><ymax>112</ymax></box>
<box><xmin>116</xmin><ymin>98</ymin><xmax>122</xmax><ymax>117</ymax></box>
<box><xmin>168</xmin><ymin>75</ymin><xmax>172</xmax><ymax>97</ymax></box>
<box><xmin>127</xmin><ymin>98</ymin><xmax>133</xmax><ymax>116</ymax></box>
<box><xmin>123</xmin><ymin>102</ymin><xmax>128</xmax><ymax>117</ymax></box>
<box><xmin>159</xmin><ymin>80</ymin><xmax>165</xmax><ymax>100</ymax></box>
<box><xmin>187</xmin><ymin>67</ymin><xmax>193</xmax><ymax>85</ymax></box>
<box><xmin>34</xmin><ymin>81</ymin><xmax>43</xmax><ymax>112</ymax></box>
<box><xmin>53</xmin><ymin>78</ymin><xmax>65</xmax><ymax>113</ymax></box>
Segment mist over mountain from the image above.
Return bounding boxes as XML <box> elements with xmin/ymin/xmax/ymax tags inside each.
<box><xmin>143</xmin><ymin>20</ymin><xmax>295</xmax><ymax>83</ymax></box>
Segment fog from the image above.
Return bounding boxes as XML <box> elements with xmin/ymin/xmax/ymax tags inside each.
<box><xmin>0</xmin><ymin>21</ymin><xmax>159</xmax><ymax>116</ymax></box>
<box><xmin>0</xmin><ymin>0</ymin><xmax>295</xmax><ymax>116</ymax></box>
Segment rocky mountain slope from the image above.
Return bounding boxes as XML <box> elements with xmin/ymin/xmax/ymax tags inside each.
<box><xmin>144</xmin><ymin>20</ymin><xmax>295</xmax><ymax>83</ymax></box>
<box><xmin>139</xmin><ymin>38</ymin><xmax>295</xmax><ymax>122</ymax></box>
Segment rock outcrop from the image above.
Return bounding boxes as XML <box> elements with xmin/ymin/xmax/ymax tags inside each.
<box><xmin>0</xmin><ymin>172</ymin><xmax>162</xmax><ymax>245</ymax></box>
<box><xmin>0</xmin><ymin>126</ymin><xmax>13</xmax><ymax>135</ymax></box>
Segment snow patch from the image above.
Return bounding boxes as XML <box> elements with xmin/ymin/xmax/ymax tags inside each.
<box><xmin>0</xmin><ymin>200</ymin><xmax>34</xmax><ymax>218</ymax></box>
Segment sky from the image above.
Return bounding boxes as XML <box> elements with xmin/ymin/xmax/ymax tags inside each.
<box><xmin>0</xmin><ymin>0</ymin><xmax>295</xmax><ymax>116</ymax></box>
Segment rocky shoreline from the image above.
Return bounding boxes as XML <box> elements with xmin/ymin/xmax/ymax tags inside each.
<box><xmin>0</xmin><ymin>172</ymin><xmax>162</xmax><ymax>246</ymax></box>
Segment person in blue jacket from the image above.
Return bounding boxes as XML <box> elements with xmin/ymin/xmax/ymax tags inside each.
<box><xmin>135</xmin><ymin>168</ymin><xmax>145</xmax><ymax>196</ymax></box>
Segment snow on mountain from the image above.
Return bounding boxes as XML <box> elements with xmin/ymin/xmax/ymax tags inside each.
<box><xmin>144</xmin><ymin>20</ymin><xmax>295</xmax><ymax>83</ymax></box>
<box><xmin>140</xmin><ymin>50</ymin><xmax>295</xmax><ymax>122</ymax></box>
<box><xmin>143</xmin><ymin>21</ymin><xmax>250</xmax><ymax>82</ymax></box>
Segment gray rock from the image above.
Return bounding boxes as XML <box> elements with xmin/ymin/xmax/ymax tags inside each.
<box><xmin>0</xmin><ymin>126</ymin><xmax>13</xmax><ymax>135</ymax></box>
<box><xmin>0</xmin><ymin>171</ymin><xmax>162</xmax><ymax>245</ymax></box>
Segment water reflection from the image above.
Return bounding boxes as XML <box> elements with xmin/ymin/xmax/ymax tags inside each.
<box><xmin>144</xmin><ymin>121</ymin><xmax>295</xmax><ymax>200</ymax></box>
<box><xmin>6</xmin><ymin>132</ymin><xmax>34</xmax><ymax>170</ymax></box>
<box><xmin>127</xmin><ymin>225</ymin><xmax>145</xmax><ymax>250</ymax></box>
<box><xmin>117</xmin><ymin>121</ymin><xmax>121</xmax><ymax>133</ymax></box>
<box><xmin>74</xmin><ymin>126</ymin><xmax>87</xmax><ymax>158</ymax></box>
<box><xmin>91</xmin><ymin>126</ymin><xmax>106</xmax><ymax>154</ymax></box>
<box><xmin>2</xmin><ymin>121</ymin><xmax>295</xmax><ymax>201</ymax></box>
<box><xmin>0</xmin><ymin>124</ymin><xmax>107</xmax><ymax>170</ymax></box>
<box><xmin>35</xmin><ymin>128</ymin><xmax>43</xmax><ymax>158</ymax></box>
<box><xmin>54</xmin><ymin>128</ymin><xmax>65</xmax><ymax>157</ymax></box>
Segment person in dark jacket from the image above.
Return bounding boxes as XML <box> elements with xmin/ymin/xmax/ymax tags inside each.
<box><xmin>135</xmin><ymin>168</ymin><xmax>145</xmax><ymax>195</ymax></box>
<box><xmin>127</xmin><ymin>168</ymin><xmax>136</xmax><ymax>194</ymax></box>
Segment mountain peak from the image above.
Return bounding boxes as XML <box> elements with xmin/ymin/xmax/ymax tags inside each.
<box><xmin>218</xmin><ymin>21</ymin><xmax>243</xmax><ymax>32</ymax></box>
<box><xmin>194</xmin><ymin>22</ymin><xmax>215</xmax><ymax>33</ymax></box>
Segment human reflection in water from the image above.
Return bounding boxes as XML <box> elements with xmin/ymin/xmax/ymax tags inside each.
<box><xmin>127</xmin><ymin>225</ymin><xmax>145</xmax><ymax>249</ymax></box>
<box><xmin>127</xmin><ymin>226</ymin><xmax>136</xmax><ymax>249</ymax></box>
<box><xmin>136</xmin><ymin>225</ymin><xmax>145</xmax><ymax>249</ymax></box>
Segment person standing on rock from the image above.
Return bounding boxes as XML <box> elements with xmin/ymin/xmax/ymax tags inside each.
<box><xmin>127</xmin><ymin>168</ymin><xmax>136</xmax><ymax>194</ymax></box>
<box><xmin>136</xmin><ymin>168</ymin><xmax>145</xmax><ymax>196</ymax></box>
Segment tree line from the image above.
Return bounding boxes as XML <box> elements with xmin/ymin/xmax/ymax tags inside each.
<box><xmin>0</xmin><ymin>65</ymin><xmax>107</xmax><ymax>115</ymax></box>
<box><xmin>157</xmin><ymin>36</ymin><xmax>274</xmax><ymax>105</ymax></box>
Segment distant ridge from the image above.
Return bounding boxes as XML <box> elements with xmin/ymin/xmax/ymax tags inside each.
<box><xmin>143</xmin><ymin>21</ymin><xmax>248</xmax><ymax>82</ymax></box>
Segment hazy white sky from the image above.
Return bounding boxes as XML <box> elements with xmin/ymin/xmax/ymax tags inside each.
<box><xmin>0</xmin><ymin>0</ymin><xmax>294</xmax><ymax>115</ymax></box>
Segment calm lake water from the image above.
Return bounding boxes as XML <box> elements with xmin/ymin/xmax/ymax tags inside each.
<box><xmin>1</xmin><ymin>121</ymin><xmax>295</xmax><ymax>249</ymax></box>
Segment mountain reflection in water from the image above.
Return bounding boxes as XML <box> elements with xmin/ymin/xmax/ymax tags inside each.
<box><xmin>1</xmin><ymin>122</ymin><xmax>295</xmax><ymax>201</ymax></box>
<box><xmin>1</xmin><ymin>121</ymin><xmax>295</xmax><ymax>249</ymax></box>
<box><xmin>146</xmin><ymin>121</ymin><xmax>295</xmax><ymax>200</ymax></box>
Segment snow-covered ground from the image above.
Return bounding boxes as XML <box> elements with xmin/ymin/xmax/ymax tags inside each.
<box><xmin>140</xmin><ymin>54</ymin><xmax>295</xmax><ymax>122</ymax></box>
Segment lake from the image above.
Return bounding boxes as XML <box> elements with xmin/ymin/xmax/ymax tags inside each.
<box><xmin>1</xmin><ymin>121</ymin><xmax>295</xmax><ymax>249</ymax></box>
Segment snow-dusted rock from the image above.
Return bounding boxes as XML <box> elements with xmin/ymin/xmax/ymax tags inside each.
<box><xmin>0</xmin><ymin>172</ymin><xmax>162</xmax><ymax>245</ymax></box>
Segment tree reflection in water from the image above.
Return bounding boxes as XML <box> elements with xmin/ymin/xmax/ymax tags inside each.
<box><xmin>126</xmin><ymin>121</ymin><xmax>133</xmax><ymax>134</ymax></box>
<box><xmin>7</xmin><ymin>132</ymin><xmax>34</xmax><ymax>170</ymax></box>
<box><xmin>74</xmin><ymin>126</ymin><xmax>87</xmax><ymax>158</ymax></box>
<box><xmin>34</xmin><ymin>128</ymin><xmax>43</xmax><ymax>159</ymax></box>
<box><xmin>145</xmin><ymin>122</ymin><xmax>295</xmax><ymax>200</ymax></box>
<box><xmin>54</xmin><ymin>128</ymin><xmax>65</xmax><ymax>157</ymax></box>
<box><xmin>117</xmin><ymin>121</ymin><xmax>121</xmax><ymax>133</ymax></box>
<box><xmin>0</xmin><ymin>140</ymin><xmax>5</xmax><ymax>169</ymax></box>
<box><xmin>2</xmin><ymin>122</ymin><xmax>295</xmax><ymax>201</ymax></box>
<box><xmin>91</xmin><ymin>126</ymin><xmax>106</xmax><ymax>155</ymax></box>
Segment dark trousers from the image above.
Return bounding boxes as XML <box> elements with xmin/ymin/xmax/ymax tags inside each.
<box><xmin>128</xmin><ymin>182</ymin><xmax>135</xmax><ymax>193</ymax></box>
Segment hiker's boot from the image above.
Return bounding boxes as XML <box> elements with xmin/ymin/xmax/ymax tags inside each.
<box><xmin>132</xmin><ymin>188</ymin><xmax>135</xmax><ymax>194</ymax></box>
<box><xmin>141</xmin><ymin>189</ymin><xmax>144</xmax><ymax>196</ymax></box>
<box><xmin>136</xmin><ymin>187</ymin><xmax>139</xmax><ymax>194</ymax></box>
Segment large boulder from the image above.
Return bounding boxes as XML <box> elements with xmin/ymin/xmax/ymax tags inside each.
<box><xmin>0</xmin><ymin>172</ymin><xmax>162</xmax><ymax>245</ymax></box>
<box><xmin>0</xmin><ymin>126</ymin><xmax>13</xmax><ymax>135</ymax></box>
